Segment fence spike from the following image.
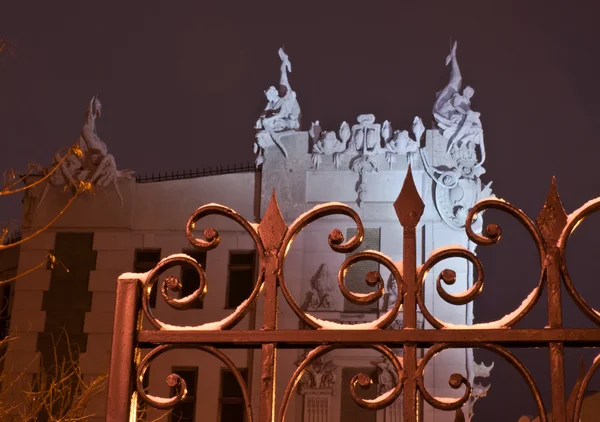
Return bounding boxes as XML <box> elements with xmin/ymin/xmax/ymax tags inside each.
<box><xmin>394</xmin><ymin>165</ymin><xmax>424</xmax><ymax>228</ymax></box>
<box><xmin>537</xmin><ymin>176</ymin><xmax>567</xmax><ymax>246</ymax></box>
<box><xmin>259</xmin><ymin>189</ymin><xmax>287</xmax><ymax>250</ymax></box>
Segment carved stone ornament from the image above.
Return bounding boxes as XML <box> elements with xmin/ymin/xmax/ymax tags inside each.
<box><xmin>254</xmin><ymin>47</ymin><xmax>302</xmax><ymax>167</ymax></box>
<box><xmin>372</xmin><ymin>356</ymin><xmax>402</xmax><ymax>395</ymax></box>
<box><xmin>420</xmin><ymin>41</ymin><xmax>493</xmax><ymax>230</ymax></box>
<box><xmin>380</xmin><ymin>269</ymin><xmax>400</xmax><ymax>313</ymax></box>
<box><xmin>301</xmin><ymin>263</ymin><xmax>337</xmax><ymax>311</ymax></box>
<box><xmin>462</xmin><ymin>361</ymin><xmax>494</xmax><ymax>421</ymax></box>
<box><xmin>296</xmin><ymin>353</ymin><xmax>337</xmax><ymax>394</ymax></box>
<box><xmin>37</xmin><ymin>96</ymin><xmax>134</xmax><ymax>211</ymax></box>
<box><xmin>309</xmin><ymin>115</ymin><xmax>422</xmax><ymax>207</ymax></box>
<box><xmin>309</xmin><ymin>121</ymin><xmax>348</xmax><ymax>170</ymax></box>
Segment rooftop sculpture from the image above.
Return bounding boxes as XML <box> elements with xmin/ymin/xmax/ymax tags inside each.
<box><xmin>254</xmin><ymin>48</ymin><xmax>302</xmax><ymax>166</ymax></box>
<box><xmin>421</xmin><ymin>41</ymin><xmax>493</xmax><ymax>229</ymax></box>
<box><xmin>37</xmin><ymin>96</ymin><xmax>134</xmax><ymax>210</ymax></box>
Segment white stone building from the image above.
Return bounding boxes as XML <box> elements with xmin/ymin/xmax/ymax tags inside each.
<box><xmin>3</xmin><ymin>43</ymin><xmax>492</xmax><ymax>422</ymax></box>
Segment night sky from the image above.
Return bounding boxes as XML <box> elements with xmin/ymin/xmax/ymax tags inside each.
<box><xmin>2</xmin><ymin>1</ymin><xmax>600</xmax><ymax>420</ymax></box>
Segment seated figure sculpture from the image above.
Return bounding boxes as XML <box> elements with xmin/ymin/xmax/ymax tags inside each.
<box><xmin>254</xmin><ymin>48</ymin><xmax>301</xmax><ymax>166</ymax></box>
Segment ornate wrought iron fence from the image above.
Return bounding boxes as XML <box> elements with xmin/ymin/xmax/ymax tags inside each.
<box><xmin>106</xmin><ymin>168</ymin><xmax>600</xmax><ymax>421</ymax></box>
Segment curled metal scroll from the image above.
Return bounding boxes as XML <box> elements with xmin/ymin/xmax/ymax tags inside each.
<box><xmin>141</xmin><ymin>255</ymin><xmax>208</xmax><ymax>329</ymax></box>
<box><xmin>416</xmin><ymin>344</ymin><xmax>546</xmax><ymax>420</ymax></box>
<box><xmin>573</xmin><ymin>352</ymin><xmax>600</xmax><ymax>421</ymax></box>
<box><xmin>416</xmin><ymin>197</ymin><xmax>546</xmax><ymax>329</ymax></box>
<box><xmin>416</xmin><ymin>246</ymin><xmax>485</xmax><ymax>329</ymax></box>
<box><xmin>278</xmin><ymin>344</ymin><xmax>403</xmax><ymax>422</ymax></box>
<box><xmin>559</xmin><ymin>199</ymin><xmax>600</xmax><ymax>325</ymax></box>
<box><xmin>136</xmin><ymin>344</ymin><xmax>252</xmax><ymax>422</ymax></box>
<box><xmin>465</xmin><ymin>198</ymin><xmax>545</xmax><ymax>253</ymax></box>
<box><xmin>140</xmin><ymin>203</ymin><xmax>265</xmax><ymax>330</ymax></box>
<box><xmin>185</xmin><ymin>203</ymin><xmax>264</xmax><ymax>254</ymax></box>
<box><xmin>276</xmin><ymin>203</ymin><xmax>403</xmax><ymax>329</ymax></box>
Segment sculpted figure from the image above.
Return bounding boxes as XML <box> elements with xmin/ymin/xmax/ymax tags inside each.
<box><xmin>382</xmin><ymin>117</ymin><xmax>423</xmax><ymax>168</ymax></box>
<box><xmin>37</xmin><ymin>96</ymin><xmax>134</xmax><ymax>211</ymax></box>
<box><xmin>309</xmin><ymin>121</ymin><xmax>348</xmax><ymax>169</ymax></box>
<box><xmin>433</xmin><ymin>41</ymin><xmax>484</xmax><ymax>154</ymax></box>
<box><xmin>348</xmin><ymin>115</ymin><xmax>382</xmax><ymax>206</ymax></box>
<box><xmin>420</xmin><ymin>42</ymin><xmax>492</xmax><ymax>229</ymax></box>
<box><xmin>254</xmin><ymin>48</ymin><xmax>301</xmax><ymax>166</ymax></box>
<box><xmin>301</xmin><ymin>263</ymin><xmax>337</xmax><ymax>310</ymax></box>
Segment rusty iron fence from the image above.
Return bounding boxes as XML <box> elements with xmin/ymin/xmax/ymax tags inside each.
<box><xmin>106</xmin><ymin>167</ymin><xmax>600</xmax><ymax>421</ymax></box>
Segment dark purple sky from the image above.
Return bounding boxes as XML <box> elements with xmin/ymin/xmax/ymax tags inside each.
<box><xmin>2</xmin><ymin>1</ymin><xmax>600</xmax><ymax>420</ymax></box>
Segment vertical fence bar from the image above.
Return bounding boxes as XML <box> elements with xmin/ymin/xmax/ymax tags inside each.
<box><xmin>537</xmin><ymin>179</ymin><xmax>568</xmax><ymax>422</ymax></box>
<box><xmin>258</xmin><ymin>192</ymin><xmax>287</xmax><ymax>422</ymax></box>
<box><xmin>106</xmin><ymin>277</ymin><xmax>140</xmax><ymax>421</ymax></box>
<box><xmin>395</xmin><ymin>167</ymin><xmax>424</xmax><ymax>422</ymax></box>
<box><xmin>259</xmin><ymin>257</ymin><xmax>278</xmax><ymax>422</ymax></box>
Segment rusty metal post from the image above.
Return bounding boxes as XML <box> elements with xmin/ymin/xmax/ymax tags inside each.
<box><xmin>106</xmin><ymin>277</ymin><xmax>140</xmax><ymax>421</ymax></box>
<box><xmin>395</xmin><ymin>166</ymin><xmax>424</xmax><ymax>422</ymax></box>
<box><xmin>258</xmin><ymin>191</ymin><xmax>287</xmax><ymax>422</ymax></box>
<box><xmin>537</xmin><ymin>178</ymin><xmax>568</xmax><ymax>422</ymax></box>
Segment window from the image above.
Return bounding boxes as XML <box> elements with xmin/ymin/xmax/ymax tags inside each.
<box><xmin>219</xmin><ymin>368</ymin><xmax>248</xmax><ymax>422</ymax></box>
<box><xmin>134</xmin><ymin>249</ymin><xmax>161</xmax><ymax>308</ymax></box>
<box><xmin>180</xmin><ymin>249</ymin><xmax>207</xmax><ymax>309</ymax></box>
<box><xmin>170</xmin><ymin>367</ymin><xmax>198</xmax><ymax>422</ymax></box>
<box><xmin>0</xmin><ymin>282</ymin><xmax>12</xmax><ymax>341</ymax></box>
<box><xmin>340</xmin><ymin>367</ymin><xmax>378</xmax><ymax>422</ymax></box>
<box><xmin>226</xmin><ymin>251</ymin><xmax>256</xmax><ymax>309</ymax></box>
<box><xmin>344</xmin><ymin>228</ymin><xmax>381</xmax><ymax>312</ymax></box>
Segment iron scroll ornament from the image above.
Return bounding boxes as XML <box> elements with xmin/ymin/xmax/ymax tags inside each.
<box><xmin>415</xmin><ymin>196</ymin><xmax>547</xmax><ymax>330</ymax></box>
<box><xmin>278</xmin><ymin>344</ymin><xmax>404</xmax><ymax>421</ymax></box>
<box><xmin>276</xmin><ymin>202</ymin><xmax>404</xmax><ymax>330</ymax></box>
<box><xmin>139</xmin><ymin>203</ymin><xmax>267</xmax><ymax>331</ymax></box>
<box><xmin>415</xmin><ymin>343</ymin><xmax>547</xmax><ymax>421</ymax></box>
<box><xmin>135</xmin><ymin>344</ymin><xmax>253</xmax><ymax>422</ymax></box>
<box><xmin>559</xmin><ymin>197</ymin><xmax>600</xmax><ymax>326</ymax></box>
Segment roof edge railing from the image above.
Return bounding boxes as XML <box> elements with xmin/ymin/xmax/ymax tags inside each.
<box><xmin>135</xmin><ymin>162</ymin><xmax>259</xmax><ymax>184</ymax></box>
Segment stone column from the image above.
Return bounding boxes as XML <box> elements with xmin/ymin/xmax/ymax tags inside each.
<box><xmin>301</xmin><ymin>389</ymin><xmax>334</xmax><ymax>422</ymax></box>
<box><xmin>374</xmin><ymin>354</ymin><xmax>404</xmax><ymax>422</ymax></box>
<box><xmin>296</xmin><ymin>354</ymin><xmax>337</xmax><ymax>422</ymax></box>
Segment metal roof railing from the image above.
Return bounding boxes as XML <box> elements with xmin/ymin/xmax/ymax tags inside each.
<box><xmin>135</xmin><ymin>162</ymin><xmax>259</xmax><ymax>184</ymax></box>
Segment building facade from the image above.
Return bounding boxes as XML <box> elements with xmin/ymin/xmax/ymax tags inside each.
<box><xmin>3</xmin><ymin>42</ymin><xmax>492</xmax><ymax>422</ymax></box>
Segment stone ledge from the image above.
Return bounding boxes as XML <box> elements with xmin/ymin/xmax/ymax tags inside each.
<box><xmin>90</xmin><ymin>291</ymin><xmax>116</xmax><ymax>313</ymax></box>
<box><xmin>13</xmin><ymin>270</ymin><xmax>51</xmax><ymax>291</ymax></box>
<box><xmin>3</xmin><ymin>350</ymin><xmax>40</xmax><ymax>374</ymax></box>
<box><xmin>93</xmin><ymin>231</ymin><xmax>143</xmax><ymax>251</ymax></box>
<box><xmin>84</xmin><ymin>311</ymin><xmax>114</xmax><ymax>334</ymax></box>
<box><xmin>9</xmin><ymin>310</ymin><xmax>46</xmax><ymax>332</ymax></box>
<box><xmin>88</xmin><ymin>270</ymin><xmax>124</xmax><ymax>292</ymax></box>
<box><xmin>11</xmin><ymin>290</ymin><xmax>44</xmax><ymax>311</ymax></box>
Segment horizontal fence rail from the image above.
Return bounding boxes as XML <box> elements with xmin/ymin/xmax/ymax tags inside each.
<box><xmin>107</xmin><ymin>167</ymin><xmax>600</xmax><ymax>422</ymax></box>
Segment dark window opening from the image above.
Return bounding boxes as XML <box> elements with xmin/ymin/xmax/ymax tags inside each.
<box><xmin>170</xmin><ymin>367</ymin><xmax>198</xmax><ymax>422</ymax></box>
<box><xmin>226</xmin><ymin>251</ymin><xmax>256</xmax><ymax>309</ymax></box>
<box><xmin>180</xmin><ymin>249</ymin><xmax>207</xmax><ymax>309</ymax></box>
<box><xmin>219</xmin><ymin>368</ymin><xmax>248</xmax><ymax>422</ymax></box>
<box><xmin>134</xmin><ymin>249</ymin><xmax>161</xmax><ymax>308</ymax></box>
